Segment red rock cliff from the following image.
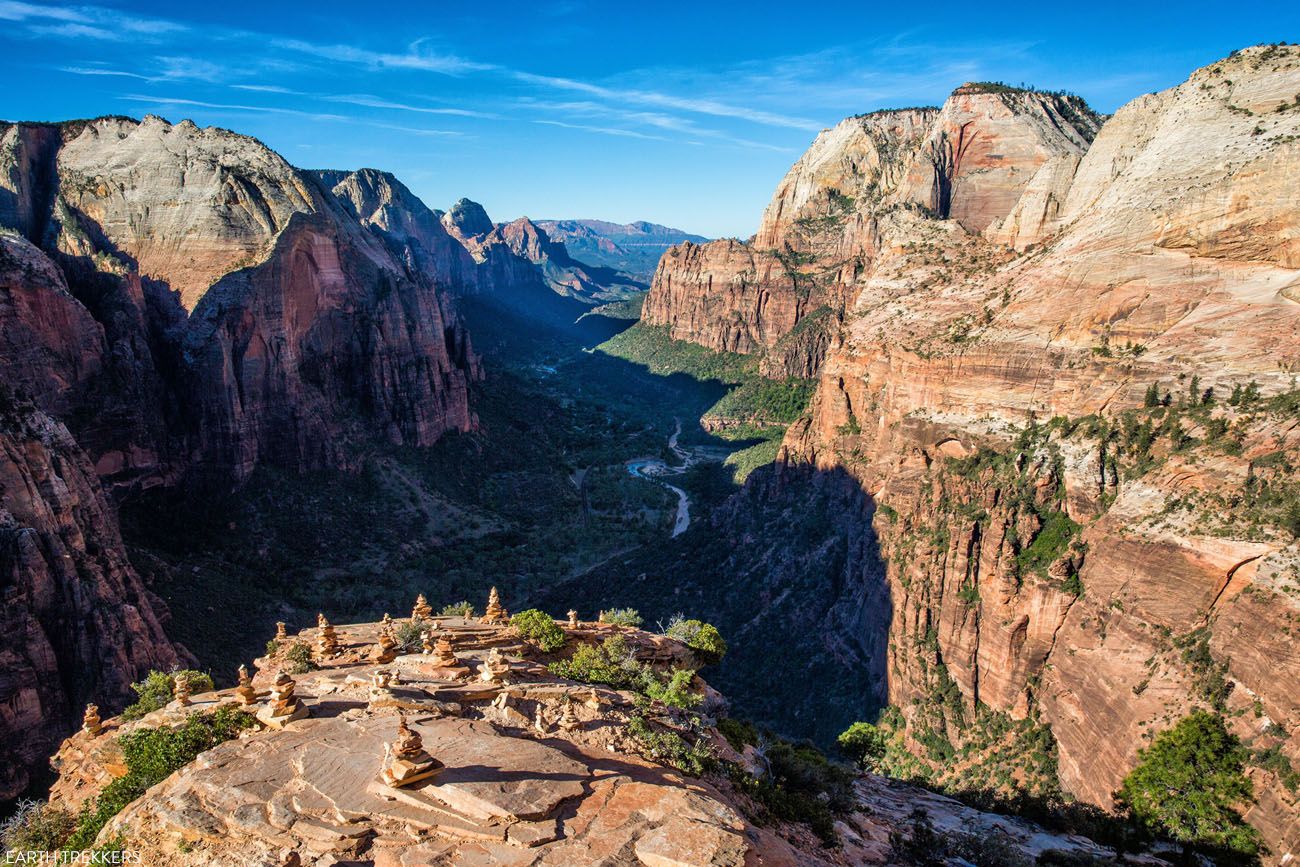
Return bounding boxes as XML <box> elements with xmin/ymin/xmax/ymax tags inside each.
<box><xmin>642</xmin><ymin>89</ymin><xmax>1099</xmax><ymax>377</ymax></box>
<box><xmin>777</xmin><ymin>46</ymin><xmax>1300</xmax><ymax>856</ymax></box>
<box><xmin>0</xmin><ymin>401</ymin><xmax>182</xmax><ymax>801</ymax></box>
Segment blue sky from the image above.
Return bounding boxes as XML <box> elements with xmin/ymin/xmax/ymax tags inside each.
<box><xmin>2</xmin><ymin>1</ymin><xmax>1295</xmax><ymax>237</ymax></box>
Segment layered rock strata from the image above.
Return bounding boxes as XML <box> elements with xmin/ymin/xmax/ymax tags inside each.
<box><xmin>769</xmin><ymin>45</ymin><xmax>1300</xmax><ymax>856</ymax></box>
<box><xmin>642</xmin><ymin>88</ymin><xmax>1100</xmax><ymax>376</ymax></box>
<box><xmin>45</xmin><ymin>615</ymin><xmax>1130</xmax><ymax>865</ymax></box>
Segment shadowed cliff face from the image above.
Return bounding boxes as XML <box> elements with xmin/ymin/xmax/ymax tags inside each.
<box><xmin>760</xmin><ymin>46</ymin><xmax>1300</xmax><ymax>855</ymax></box>
<box><xmin>0</xmin><ymin>116</ymin><xmax>492</xmax><ymax>801</ymax></box>
<box><xmin>0</xmin><ymin>116</ymin><xmax>484</xmax><ymax>486</ymax></box>
<box><xmin>0</xmin><ymin>400</ymin><xmax>182</xmax><ymax>801</ymax></box>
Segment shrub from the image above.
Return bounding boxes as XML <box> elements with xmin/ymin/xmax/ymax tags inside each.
<box><xmin>121</xmin><ymin>669</ymin><xmax>215</xmax><ymax>721</ymax></box>
<box><xmin>66</xmin><ymin>707</ymin><xmax>255</xmax><ymax>850</ymax></box>
<box><xmin>283</xmin><ymin>641</ymin><xmax>314</xmax><ymax>674</ymax></box>
<box><xmin>643</xmin><ymin>668</ymin><xmax>702</xmax><ymax>710</ymax></box>
<box><xmin>600</xmin><ymin>607</ymin><xmax>643</xmax><ymax>627</ymax></box>
<box><xmin>718</xmin><ymin>717</ymin><xmax>759</xmax><ymax>751</ymax></box>
<box><xmin>837</xmin><ymin>721</ymin><xmax>887</xmax><ymax>770</ymax></box>
<box><xmin>392</xmin><ymin>621</ymin><xmax>424</xmax><ymax>653</ymax></box>
<box><xmin>511</xmin><ymin>609</ymin><xmax>566</xmax><ymax>653</ymax></box>
<box><xmin>665</xmin><ymin>617</ymin><xmax>728</xmax><ymax>665</ymax></box>
<box><xmin>1117</xmin><ymin>710</ymin><xmax>1260</xmax><ymax>861</ymax></box>
<box><xmin>729</xmin><ymin>737</ymin><xmax>855</xmax><ymax>846</ymax></box>
<box><xmin>549</xmin><ymin>635</ymin><xmax>640</xmax><ymax>689</ymax></box>
<box><xmin>440</xmin><ymin>601</ymin><xmax>476</xmax><ymax>618</ymax></box>
<box><xmin>549</xmin><ymin>635</ymin><xmax>700</xmax><ymax>707</ymax></box>
<box><xmin>1</xmin><ymin>800</ymin><xmax>76</xmax><ymax>855</ymax></box>
<box><xmin>627</xmin><ymin>715</ymin><xmax>715</xmax><ymax>776</ymax></box>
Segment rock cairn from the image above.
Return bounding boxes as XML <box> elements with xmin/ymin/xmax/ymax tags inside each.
<box><xmin>235</xmin><ymin>664</ymin><xmax>257</xmax><ymax>706</ymax></box>
<box><xmin>558</xmin><ymin>696</ymin><xmax>581</xmax><ymax>732</ymax></box>
<box><xmin>567</xmin><ymin>609</ymin><xmax>578</xmax><ymax>628</ymax></box>
<box><xmin>380</xmin><ymin>716</ymin><xmax>443</xmax><ymax>788</ymax></box>
<box><xmin>411</xmin><ymin>594</ymin><xmax>432</xmax><ymax>622</ymax></box>
<box><xmin>174</xmin><ymin>672</ymin><xmax>192</xmax><ymax>707</ymax></box>
<box><xmin>431</xmin><ymin>634</ymin><xmax>459</xmax><ymax>668</ymax></box>
<box><xmin>275</xmin><ymin>621</ymin><xmax>287</xmax><ymax>640</ymax></box>
<box><xmin>373</xmin><ymin>623</ymin><xmax>397</xmax><ymax>663</ymax></box>
<box><xmin>82</xmin><ymin>704</ymin><xmax>102</xmax><ymax>737</ymax></box>
<box><xmin>480</xmin><ymin>647</ymin><xmax>509</xmax><ymax>683</ymax></box>
<box><xmin>257</xmin><ymin>671</ymin><xmax>308</xmax><ymax>728</ymax></box>
<box><xmin>421</xmin><ymin>630</ymin><xmax>435</xmax><ymax>655</ymax></box>
<box><xmin>316</xmin><ymin>614</ymin><xmax>339</xmax><ymax>659</ymax></box>
<box><xmin>481</xmin><ymin>586</ymin><xmax>509</xmax><ymax>625</ymax></box>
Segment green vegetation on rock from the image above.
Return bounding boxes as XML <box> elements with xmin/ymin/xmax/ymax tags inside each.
<box><xmin>121</xmin><ymin>670</ymin><xmax>214</xmax><ymax>721</ymax></box>
<box><xmin>1117</xmin><ymin>711</ymin><xmax>1260</xmax><ymax>862</ymax></box>
<box><xmin>66</xmin><ymin>708</ymin><xmax>255</xmax><ymax>851</ymax></box>
<box><xmin>510</xmin><ymin>609</ymin><xmax>566</xmax><ymax>652</ymax></box>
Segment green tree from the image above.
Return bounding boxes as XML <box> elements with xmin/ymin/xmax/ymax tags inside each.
<box><xmin>837</xmin><ymin>721</ymin><xmax>887</xmax><ymax>771</ymax></box>
<box><xmin>1117</xmin><ymin>711</ymin><xmax>1261</xmax><ymax>862</ymax></box>
<box><xmin>1144</xmin><ymin>382</ymin><xmax>1161</xmax><ymax>408</ymax></box>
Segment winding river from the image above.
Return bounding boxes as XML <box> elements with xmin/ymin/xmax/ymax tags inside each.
<box><xmin>626</xmin><ymin>419</ymin><xmax>692</xmax><ymax>537</ymax></box>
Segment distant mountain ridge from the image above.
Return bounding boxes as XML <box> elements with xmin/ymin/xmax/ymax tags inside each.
<box><xmin>534</xmin><ymin>218</ymin><xmax>708</xmax><ymax>283</ymax></box>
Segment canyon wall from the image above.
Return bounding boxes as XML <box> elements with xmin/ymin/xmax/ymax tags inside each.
<box><xmin>0</xmin><ymin>116</ymin><xmax>505</xmax><ymax>799</ymax></box>
<box><xmin>775</xmin><ymin>45</ymin><xmax>1300</xmax><ymax>855</ymax></box>
<box><xmin>641</xmin><ymin>88</ymin><xmax>1100</xmax><ymax>378</ymax></box>
<box><xmin>0</xmin><ymin>399</ymin><xmax>181</xmax><ymax>800</ymax></box>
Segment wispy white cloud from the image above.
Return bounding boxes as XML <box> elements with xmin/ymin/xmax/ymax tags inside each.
<box><xmin>118</xmin><ymin>94</ymin><xmax>349</xmax><ymax>122</ymax></box>
<box><xmin>323</xmin><ymin>93</ymin><xmax>494</xmax><ymax>118</ymax></box>
<box><xmin>512</xmin><ymin>71</ymin><xmax>822</xmax><ymax>131</ymax></box>
<box><xmin>60</xmin><ymin>65</ymin><xmax>155</xmax><ymax>81</ymax></box>
<box><xmin>269</xmin><ymin>37</ymin><xmax>494</xmax><ymax>75</ymax></box>
<box><xmin>533</xmin><ymin>119</ymin><xmax>675</xmax><ymax>142</ymax></box>
<box><xmin>231</xmin><ymin>84</ymin><xmax>301</xmax><ymax>94</ymax></box>
<box><xmin>1</xmin><ymin>2</ymin><xmax>185</xmax><ymax>41</ymax></box>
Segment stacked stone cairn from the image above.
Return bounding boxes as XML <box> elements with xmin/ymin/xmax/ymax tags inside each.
<box><xmin>411</xmin><ymin>594</ymin><xmax>433</xmax><ymax>622</ymax></box>
<box><xmin>235</xmin><ymin>664</ymin><xmax>257</xmax><ymax>706</ymax></box>
<box><xmin>379</xmin><ymin>716</ymin><xmax>443</xmax><ymax>788</ymax></box>
<box><xmin>481</xmin><ymin>586</ymin><xmax>509</xmax><ymax>625</ymax></box>
<box><xmin>257</xmin><ymin>671</ymin><xmax>309</xmax><ymax>728</ymax></box>
<box><xmin>82</xmin><ymin>704</ymin><xmax>102</xmax><ymax>736</ymax></box>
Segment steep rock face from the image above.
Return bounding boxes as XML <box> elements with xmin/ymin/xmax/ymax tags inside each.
<box><xmin>0</xmin><ymin>402</ymin><xmax>181</xmax><ymax>801</ymax></box>
<box><xmin>777</xmin><ymin>45</ymin><xmax>1300</xmax><ymax>856</ymax></box>
<box><xmin>50</xmin><ymin>116</ymin><xmax>321</xmax><ymax>311</ymax></box>
<box><xmin>0</xmin><ymin>232</ymin><xmax>105</xmax><ymax>417</ymax></box>
<box><xmin>184</xmin><ymin>212</ymin><xmax>478</xmax><ymax>481</ymax></box>
<box><xmin>0</xmin><ymin>117</ymin><xmax>487</xmax><ymax>797</ymax></box>
<box><xmin>534</xmin><ymin>218</ymin><xmax>707</xmax><ymax>283</ymax></box>
<box><xmin>643</xmin><ymin>90</ymin><xmax>1099</xmax><ymax>375</ymax></box>
<box><xmin>496</xmin><ymin>217</ymin><xmax>642</xmax><ymax>302</ymax></box>
<box><xmin>0</xmin><ymin>116</ymin><xmax>483</xmax><ymax>485</ymax></box>
<box><xmin>314</xmin><ymin>168</ymin><xmax>479</xmax><ymax>292</ymax></box>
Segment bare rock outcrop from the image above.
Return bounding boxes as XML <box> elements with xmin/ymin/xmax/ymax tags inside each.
<box><xmin>642</xmin><ymin>87</ymin><xmax>1101</xmax><ymax>375</ymax></box>
<box><xmin>43</xmin><ymin>615</ymin><xmax>1134</xmax><ymax>866</ymax></box>
<box><xmin>0</xmin><ymin>401</ymin><xmax>181</xmax><ymax>801</ymax></box>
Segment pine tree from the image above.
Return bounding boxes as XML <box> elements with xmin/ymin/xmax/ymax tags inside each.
<box><xmin>1117</xmin><ymin>711</ymin><xmax>1261</xmax><ymax>862</ymax></box>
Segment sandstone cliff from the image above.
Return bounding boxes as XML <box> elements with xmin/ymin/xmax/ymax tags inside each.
<box><xmin>771</xmin><ymin>44</ymin><xmax>1300</xmax><ymax>856</ymax></box>
<box><xmin>442</xmin><ymin>199</ymin><xmax>643</xmax><ymax>305</ymax></box>
<box><xmin>641</xmin><ymin>88</ymin><xmax>1100</xmax><ymax>377</ymax></box>
<box><xmin>0</xmin><ymin>399</ymin><xmax>181</xmax><ymax>801</ymax></box>
<box><xmin>0</xmin><ymin>116</ymin><xmax>487</xmax><ymax>798</ymax></box>
<box><xmin>0</xmin><ymin>116</ymin><xmax>483</xmax><ymax>484</ymax></box>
